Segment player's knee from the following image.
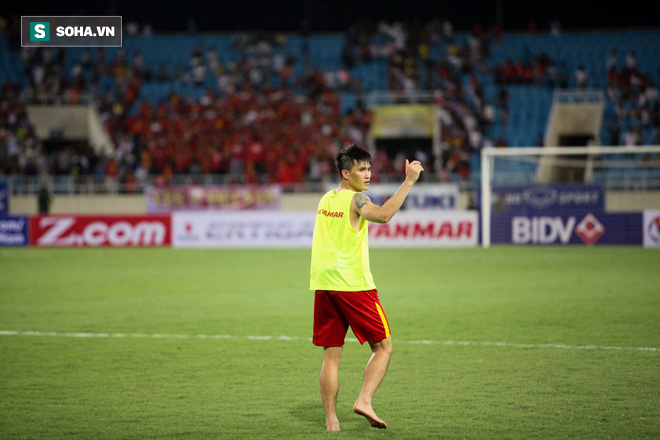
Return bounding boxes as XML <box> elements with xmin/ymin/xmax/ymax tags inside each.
<box><xmin>372</xmin><ymin>339</ymin><xmax>393</xmax><ymax>357</ymax></box>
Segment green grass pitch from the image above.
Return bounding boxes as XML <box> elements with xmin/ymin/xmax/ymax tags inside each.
<box><xmin>1</xmin><ymin>246</ymin><xmax>659</xmax><ymax>439</ymax></box>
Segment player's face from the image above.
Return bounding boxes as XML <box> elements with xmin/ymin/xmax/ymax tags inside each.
<box><xmin>345</xmin><ymin>160</ymin><xmax>371</xmax><ymax>191</ymax></box>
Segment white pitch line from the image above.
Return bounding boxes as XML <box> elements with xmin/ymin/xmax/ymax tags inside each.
<box><xmin>438</xmin><ymin>340</ymin><xmax>660</xmax><ymax>352</ymax></box>
<box><xmin>0</xmin><ymin>330</ymin><xmax>658</xmax><ymax>352</ymax></box>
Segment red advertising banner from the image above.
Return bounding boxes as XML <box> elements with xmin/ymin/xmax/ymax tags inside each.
<box><xmin>146</xmin><ymin>185</ymin><xmax>281</xmax><ymax>212</ymax></box>
<box><xmin>369</xmin><ymin>211</ymin><xmax>478</xmax><ymax>247</ymax></box>
<box><xmin>30</xmin><ymin>215</ymin><xmax>172</xmax><ymax>247</ymax></box>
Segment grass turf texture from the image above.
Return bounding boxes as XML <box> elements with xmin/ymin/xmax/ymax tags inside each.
<box><xmin>0</xmin><ymin>247</ymin><xmax>658</xmax><ymax>439</ymax></box>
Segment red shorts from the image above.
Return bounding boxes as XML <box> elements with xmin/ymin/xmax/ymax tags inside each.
<box><xmin>313</xmin><ymin>289</ymin><xmax>391</xmax><ymax>347</ymax></box>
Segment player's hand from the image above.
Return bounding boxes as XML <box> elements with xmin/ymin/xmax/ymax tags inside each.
<box><xmin>405</xmin><ymin>159</ymin><xmax>424</xmax><ymax>183</ymax></box>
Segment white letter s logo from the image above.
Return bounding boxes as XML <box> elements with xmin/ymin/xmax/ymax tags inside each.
<box><xmin>35</xmin><ymin>24</ymin><xmax>46</xmax><ymax>39</ymax></box>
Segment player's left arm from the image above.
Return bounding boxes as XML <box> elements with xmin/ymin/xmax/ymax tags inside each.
<box><xmin>353</xmin><ymin>191</ymin><xmax>404</xmax><ymax>224</ymax></box>
<box><xmin>353</xmin><ymin>159</ymin><xmax>424</xmax><ymax>223</ymax></box>
<box><xmin>353</xmin><ymin>192</ymin><xmax>386</xmax><ymax>223</ymax></box>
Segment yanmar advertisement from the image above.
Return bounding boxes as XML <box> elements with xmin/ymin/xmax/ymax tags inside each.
<box><xmin>30</xmin><ymin>215</ymin><xmax>172</xmax><ymax>247</ymax></box>
<box><xmin>173</xmin><ymin>211</ymin><xmax>478</xmax><ymax>248</ymax></box>
<box><xmin>369</xmin><ymin>211</ymin><xmax>478</xmax><ymax>247</ymax></box>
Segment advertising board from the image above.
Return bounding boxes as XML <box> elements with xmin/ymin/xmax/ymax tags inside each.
<box><xmin>0</xmin><ymin>216</ymin><xmax>28</xmax><ymax>246</ymax></box>
<box><xmin>643</xmin><ymin>210</ymin><xmax>660</xmax><ymax>247</ymax></box>
<box><xmin>173</xmin><ymin>211</ymin><xmax>478</xmax><ymax>248</ymax></box>
<box><xmin>491</xmin><ymin>212</ymin><xmax>642</xmax><ymax>245</ymax></box>
<box><xmin>146</xmin><ymin>185</ymin><xmax>281</xmax><ymax>212</ymax></box>
<box><xmin>30</xmin><ymin>215</ymin><xmax>172</xmax><ymax>247</ymax></box>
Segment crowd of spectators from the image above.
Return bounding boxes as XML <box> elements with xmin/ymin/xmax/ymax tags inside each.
<box><xmin>492</xmin><ymin>49</ymin><xmax>571</xmax><ymax>88</ymax></box>
<box><xmin>1</xmin><ymin>16</ymin><xmax>659</xmax><ymax>190</ymax></box>
<box><xmin>336</xmin><ymin>18</ymin><xmax>500</xmax><ymax>179</ymax></box>
<box><xmin>107</xmin><ymin>87</ymin><xmax>357</xmax><ymax>189</ymax></box>
<box><xmin>1</xmin><ymin>15</ymin><xmax>508</xmax><ymax>189</ymax></box>
<box><xmin>0</xmin><ymin>83</ymin><xmax>45</xmax><ymax>176</ymax></box>
<box><xmin>605</xmin><ymin>49</ymin><xmax>660</xmax><ymax>146</ymax></box>
<box><xmin>489</xmin><ymin>41</ymin><xmax>660</xmax><ymax>147</ymax></box>
<box><xmin>0</xmin><ymin>80</ymin><xmax>115</xmax><ymax>181</ymax></box>
<box><xmin>3</xmin><ymin>27</ymin><xmax>379</xmax><ymax>190</ymax></box>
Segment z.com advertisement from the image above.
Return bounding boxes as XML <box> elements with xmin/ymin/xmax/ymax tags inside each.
<box><xmin>30</xmin><ymin>215</ymin><xmax>172</xmax><ymax>247</ymax></box>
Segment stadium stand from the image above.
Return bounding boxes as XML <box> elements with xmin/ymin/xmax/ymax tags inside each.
<box><xmin>1</xmin><ymin>19</ymin><xmax>659</xmax><ymax>191</ymax></box>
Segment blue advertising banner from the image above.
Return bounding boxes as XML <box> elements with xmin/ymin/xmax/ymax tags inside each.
<box><xmin>0</xmin><ymin>216</ymin><xmax>28</xmax><ymax>246</ymax></box>
<box><xmin>478</xmin><ymin>184</ymin><xmax>605</xmax><ymax>214</ymax></box>
<box><xmin>491</xmin><ymin>211</ymin><xmax>642</xmax><ymax>245</ymax></box>
<box><xmin>328</xmin><ymin>183</ymin><xmax>459</xmax><ymax>210</ymax></box>
<box><xmin>0</xmin><ymin>182</ymin><xmax>8</xmax><ymax>216</ymax></box>
<box><xmin>366</xmin><ymin>183</ymin><xmax>458</xmax><ymax>210</ymax></box>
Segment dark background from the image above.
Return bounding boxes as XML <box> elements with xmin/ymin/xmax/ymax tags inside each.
<box><xmin>2</xmin><ymin>0</ymin><xmax>658</xmax><ymax>34</ymax></box>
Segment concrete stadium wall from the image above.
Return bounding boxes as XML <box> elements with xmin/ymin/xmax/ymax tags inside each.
<box><xmin>9</xmin><ymin>193</ymin><xmax>324</xmax><ymax>215</ymax></box>
<box><xmin>8</xmin><ymin>191</ymin><xmax>659</xmax><ymax>215</ymax></box>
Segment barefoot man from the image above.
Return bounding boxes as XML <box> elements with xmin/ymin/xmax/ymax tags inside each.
<box><xmin>310</xmin><ymin>144</ymin><xmax>424</xmax><ymax>431</ymax></box>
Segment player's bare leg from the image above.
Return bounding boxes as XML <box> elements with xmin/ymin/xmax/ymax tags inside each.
<box><xmin>353</xmin><ymin>336</ymin><xmax>392</xmax><ymax>429</ymax></box>
<box><xmin>320</xmin><ymin>346</ymin><xmax>343</xmax><ymax>431</ymax></box>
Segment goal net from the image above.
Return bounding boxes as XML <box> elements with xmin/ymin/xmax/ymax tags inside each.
<box><xmin>480</xmin><ymin>146</ymin><xmax>660</xmax><ymax>247</ymax></box>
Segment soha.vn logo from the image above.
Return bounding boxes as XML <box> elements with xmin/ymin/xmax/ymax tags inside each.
<box><xmin>30</xmin><ymin>22</ymin><xmax>50</xmax><ymax>41</ymax></box>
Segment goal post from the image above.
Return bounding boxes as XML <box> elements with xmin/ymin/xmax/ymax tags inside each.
<box><xmin>480</xmin><ymin>145</ymin><xmax>660</xmax><ymax>247</ymax></box>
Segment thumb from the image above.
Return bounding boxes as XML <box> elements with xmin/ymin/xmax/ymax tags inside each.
<box><xmin>405</xmin><ymin>159</ymin><xmax>409</xmax><ymax>168</ymax></box>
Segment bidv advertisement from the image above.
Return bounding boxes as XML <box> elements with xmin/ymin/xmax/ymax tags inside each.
<box><xmin>493</xmin><ymin>212</ymin><xmax>642</xmax><ymax>245</ymax></box>
<box><xmin>172</xmin><ymin>211</ymin><xmax>478</xmax><ymax>248</ymax></box>
<box><xmin>30</xmin><ymin>215</ymin><xmax>172</xmax><ymax>247</ymax></box>
<box><xmin>481</xmin><ymin>184</ymin><xmax>643</xmax><ymax>245</ymax></box>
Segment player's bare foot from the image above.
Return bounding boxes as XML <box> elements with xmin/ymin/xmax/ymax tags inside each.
<box><xmin>353</xmin><ymin>403</ymin><xmax>387</xmax><ymax>429</ymax></box>
<box><xmin>326</xmin><ymin>418</ymin><xmax>341</xmax><ymax>431</ymax></box>
<box><xmin>326</xmin><ymin>422</ymin><xmax>341</xmax><ymax>431</ymax></box>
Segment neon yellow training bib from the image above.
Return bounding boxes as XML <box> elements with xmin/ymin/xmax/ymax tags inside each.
<box><xmin>310</xmin><ymin>189</ymin><xmax>375</xmax><ymax>291</ymax></box>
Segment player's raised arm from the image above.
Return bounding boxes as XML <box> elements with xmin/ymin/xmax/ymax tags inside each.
<box><xmin>354</xmin><ymin>159</ymin><xmax>424</xmax><ymax>224</ymax></box>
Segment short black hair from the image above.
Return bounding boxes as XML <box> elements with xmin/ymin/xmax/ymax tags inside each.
<box><xmin>336</xmin><ymin>144</ymin><xmax>371</xmax><ymax>177</ymax></box>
